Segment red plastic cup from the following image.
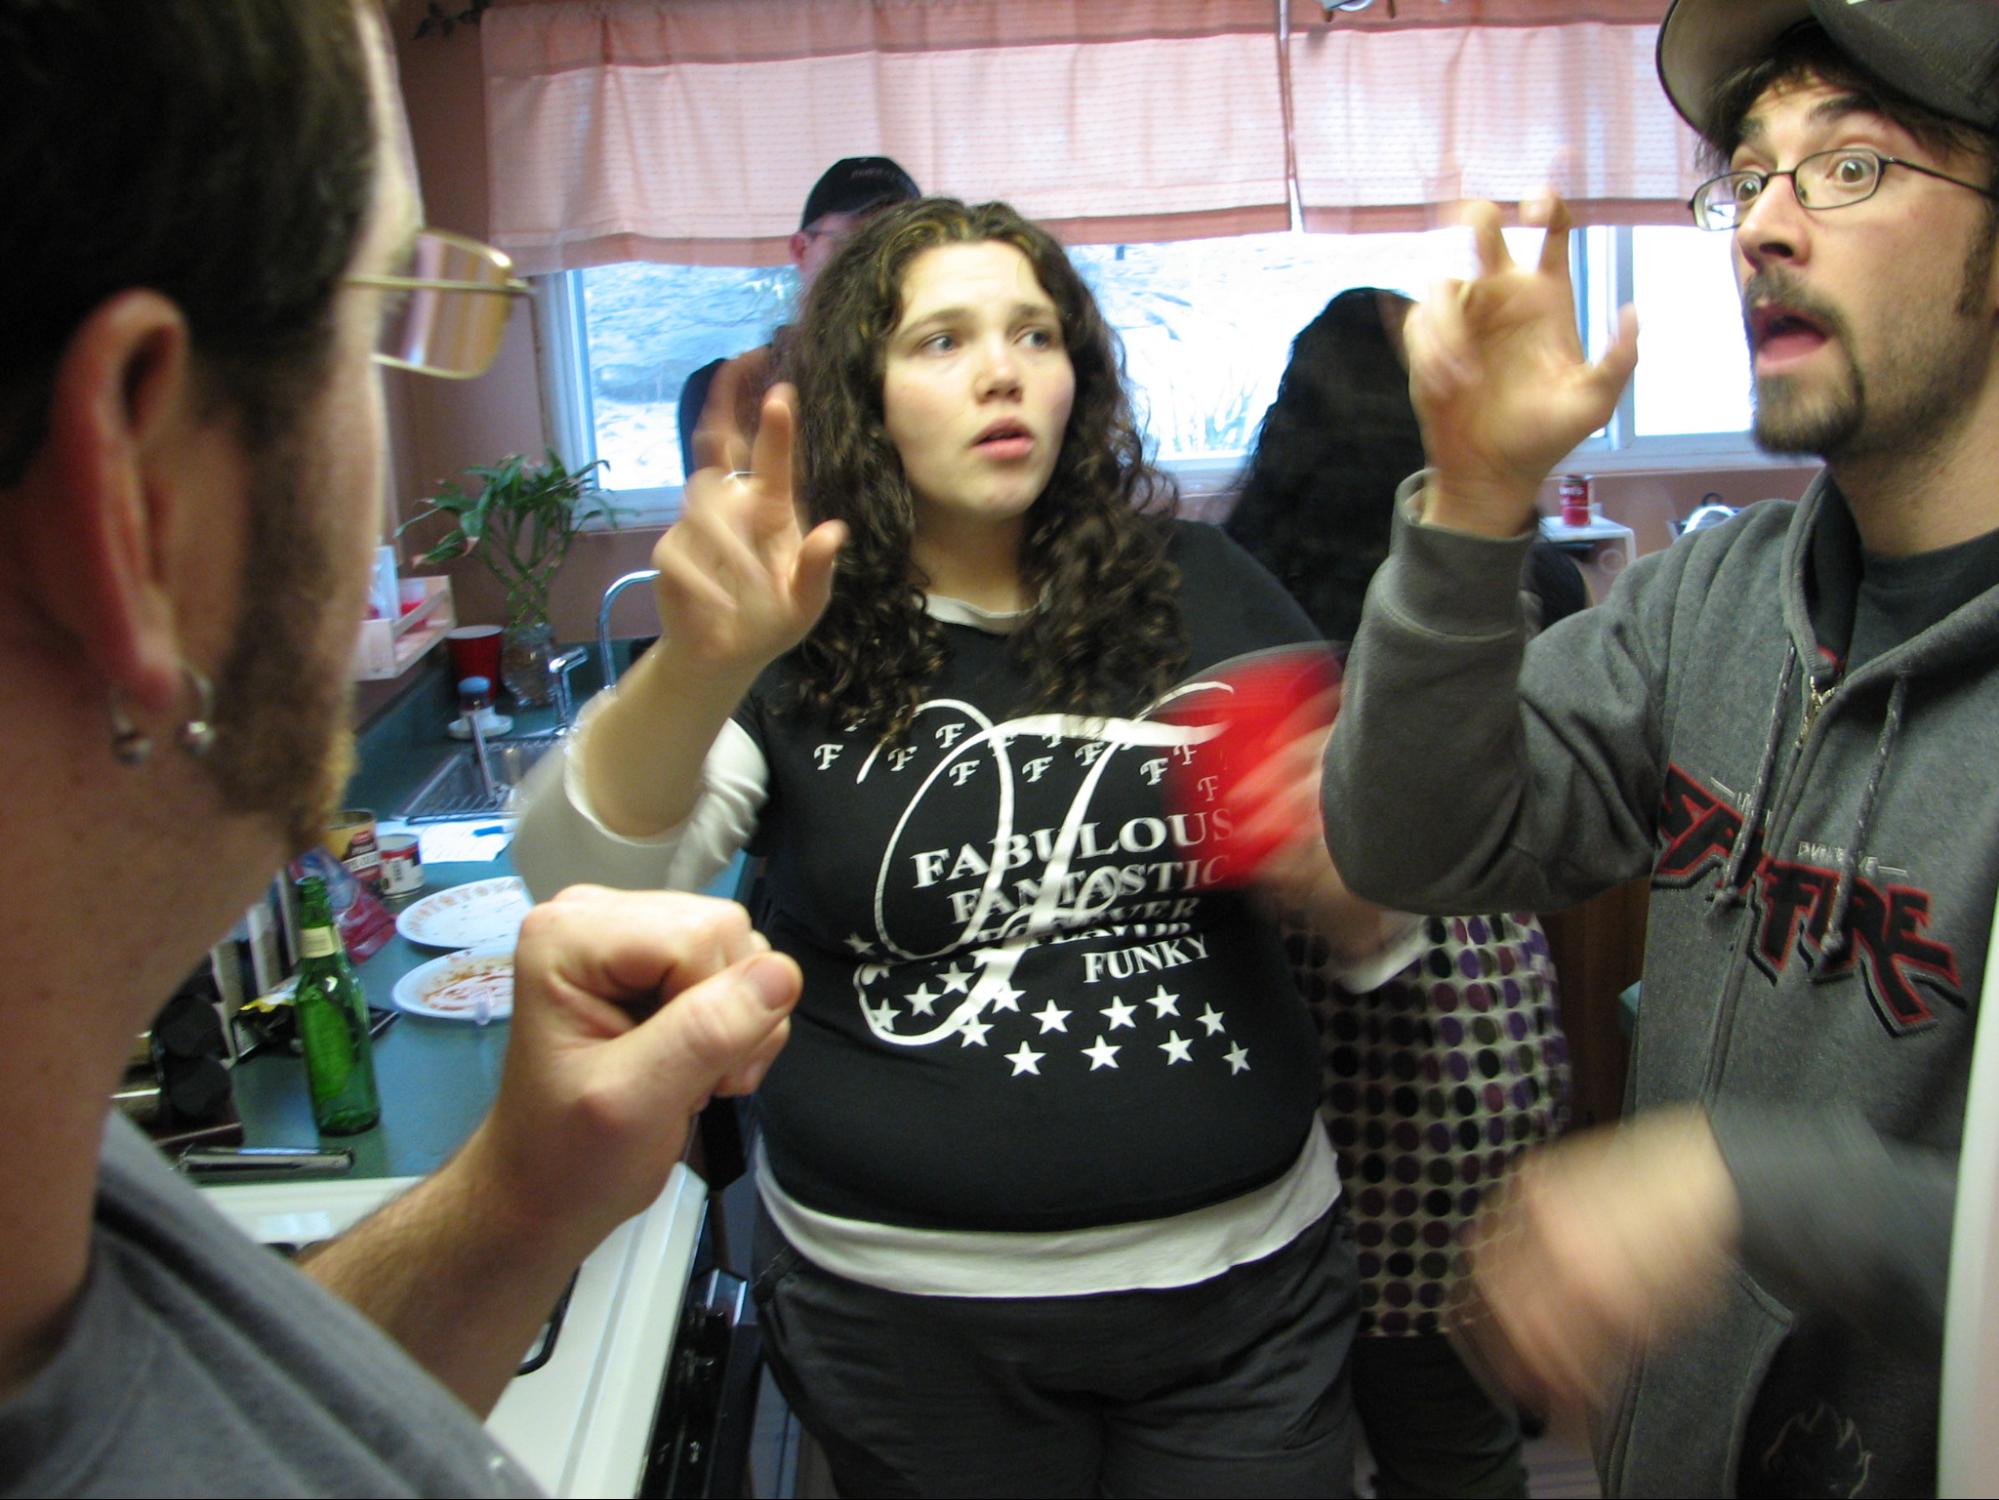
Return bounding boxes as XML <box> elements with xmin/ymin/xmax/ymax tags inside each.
<box><xmin>1159</xmin><ymin>645</ymin><xmax>1343</xmax><ymax>888</ymax></box>
<box><xmin>445</xmin><ymin>625</ymin><xmax>503</xmax><ymax>689</ymax></box>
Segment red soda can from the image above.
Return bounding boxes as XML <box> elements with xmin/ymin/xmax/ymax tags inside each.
<box><xmin>1559</xmin><ymin>474</ymin><xmax>1592</xmax><ymax>527</ymax></box>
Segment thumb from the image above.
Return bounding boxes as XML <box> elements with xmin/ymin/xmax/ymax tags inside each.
<box><xmin>624</xmin><ymin>951</ymin><xmax>800</xmax><ymax>1109</ymax></box>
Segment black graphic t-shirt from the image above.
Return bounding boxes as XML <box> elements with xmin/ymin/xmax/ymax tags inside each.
<box><xmin>742</xmin><ymin>522</ymin><xmax>1326</xmax><ymax>1233</ymax></box>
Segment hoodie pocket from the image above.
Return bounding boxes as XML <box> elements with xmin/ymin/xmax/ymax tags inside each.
<box><xmin>1602</xmin><ymin>1268</ymin><xmax>1793</xmax><ymax>1498</ymax></box>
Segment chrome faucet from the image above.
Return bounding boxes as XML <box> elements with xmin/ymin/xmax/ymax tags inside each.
<box><xmin>595</xmin><ymin>568</ymin><xmax>661</xmax><ymax>689</ymax></box>
<box><xmin>549</xmin><ymin>647</ymin><xmax>589</xmax><ymax>733</ymax></box>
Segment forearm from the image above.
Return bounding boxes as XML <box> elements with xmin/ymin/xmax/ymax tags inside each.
<box><xmin>578</xmin><ymin>640</ymin><xmax>760</xmax><ymax>838</ymax></box>
<box><xmin>1325</xmin><ymin>483</ymin><xmax>1662</xmax><ymax>913</ymax></box>
<box><xmin>300</xmin><ymin>1121</ymin><xmax>606</xmax><ymax>1418</ymax></box>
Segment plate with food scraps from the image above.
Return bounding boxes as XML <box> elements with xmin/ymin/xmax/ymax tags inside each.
<box><xmin>392</xmin><ymin>944</ymin><xmax>514</xmax><ymax>1023</ymax></box>
<box><xmin>395</xmin><ymin>876</ymin><xmax>533</xmax><ymax>949</ymax></box>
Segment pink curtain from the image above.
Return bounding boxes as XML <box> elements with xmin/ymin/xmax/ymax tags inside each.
<box><xmin>483</xmin><ymin>0</ymin><xmax>1288</xmax><ymax>273</ymax></box>
<box><xmin>1286</xmin><ymin>0</ymin><xmax>1703</xmax><ymax>231</ymax></box>
<box><xmin>482</xmin><ymin>0</ymin><xmax>1707</xmax><ymax>272</ymax></box>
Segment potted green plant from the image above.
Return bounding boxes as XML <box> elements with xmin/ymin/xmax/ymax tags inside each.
<box><xmin>401</xmin><ymin>448</ymin><xmax>617</xmax><ymax>705</ymax></box>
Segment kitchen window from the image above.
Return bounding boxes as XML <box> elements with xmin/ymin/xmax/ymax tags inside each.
<box><xmin>538</xmin><ymin>223</ymin><xmax>1769</xmax><ymax>528</ymax></box>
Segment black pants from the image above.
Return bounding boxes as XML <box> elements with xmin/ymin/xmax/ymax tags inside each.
<box><xmin>753</xmin><ymin>1204</ymin><xmax>1360</xmax><ymax>1499</ymax></box>
<box><xmin>1350</xmin><ymin>1335</ymin><xmax>1527</xmax><ymax>1499</ymax></box>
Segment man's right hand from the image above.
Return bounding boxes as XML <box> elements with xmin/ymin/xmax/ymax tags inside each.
<box><xmin>653</xmin><ymin>378</ymin><xmax>846</xmax><ymax>678</ymax></box>
<box><xmin>1404</xmin><ymin>196</ymin><xmax>1639</xmax><ymax>537</ymax></box>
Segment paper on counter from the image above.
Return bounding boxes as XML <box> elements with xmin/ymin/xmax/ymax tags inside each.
<box><xmin>413</xmin><ymin>819</ymin><xmax>516</xmax><ymax>863</ymax></box>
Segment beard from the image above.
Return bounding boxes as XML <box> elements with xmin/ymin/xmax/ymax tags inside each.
<box><xmin>203</xmin><ymin>412</ymin><xmax>360</xmax><ymax>857</ymax></box>
<box><xmin>1747</xmin><ymin>216</ymin><xmax>1998</xmax><ymax>462</ymax></box>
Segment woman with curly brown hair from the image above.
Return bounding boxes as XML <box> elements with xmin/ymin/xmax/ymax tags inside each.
<box><xmin>515</xmin><ymin>198</ymin><xmax>1375</xmax><ymax>1497</ymax></box>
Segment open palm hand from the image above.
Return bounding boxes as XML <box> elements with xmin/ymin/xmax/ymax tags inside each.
<box><xmin>1406</xmin><ymin>198</ymin><xmax>1639</xmax><ymax>535</ymax></box>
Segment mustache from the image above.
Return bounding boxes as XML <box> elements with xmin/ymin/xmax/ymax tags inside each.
<box><xmin>1741</xmin><ymin>271</ymin><xmax>1851</xmax><ymax>349</ymax></box>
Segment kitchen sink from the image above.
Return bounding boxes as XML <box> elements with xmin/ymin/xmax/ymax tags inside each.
<box><xmin>400</xmin><ymin>732</ymin><xmax>565</xmax><ymax>822</ymax></box>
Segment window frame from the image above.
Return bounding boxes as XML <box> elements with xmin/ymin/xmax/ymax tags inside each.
<box><xmin>541</xmin><ymin>225</ymin><xmax>1797</xmax><ymax>529</ymax></box>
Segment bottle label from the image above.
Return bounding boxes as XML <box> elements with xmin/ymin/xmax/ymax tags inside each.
<box><xmin>300</xmin><ymin>926</ymin><xmax>339</xmax><ymax>960</ymax></box>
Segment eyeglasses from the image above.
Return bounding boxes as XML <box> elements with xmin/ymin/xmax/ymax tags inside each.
<box><xmin>1690</xmin><ymin>147</ymin><xmax>1999</xmax><ymax>231</ymax></box>
<box><xmin>346</xmin><ymin>228</ymin><xmax>531</xmax><ymax>379</ymax></box>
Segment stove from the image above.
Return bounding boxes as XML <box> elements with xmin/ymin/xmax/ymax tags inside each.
<box><xmin>204</xmin><ymin>1164</ymin><xmax>710</xmax><ymax>1496</ymax></box>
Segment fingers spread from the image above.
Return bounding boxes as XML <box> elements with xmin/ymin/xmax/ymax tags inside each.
<box><xmin>1464</xmin><ymin>201</ymin><xmax>1512</xmax><ymax>276</ymax></box>
<box><xmin>1535</xmin><ymin>195</ymin><xmax>1577</xmax><ymax>275</ymax></box>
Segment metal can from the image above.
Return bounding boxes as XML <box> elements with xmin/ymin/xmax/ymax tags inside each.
<box><xmin>1559</xmin><ymin>473</ymin><xmax>1593</xmax><ymax>527</ymax></box>
<box><xmin>378</xmin><ymin>832</ymin><xmax>425</xmax><ymax>897</ymax></box>
<box><xmin>325</xmin><ymin>809</ymin><xmax>381</xmax><ymax>886</ymax></box>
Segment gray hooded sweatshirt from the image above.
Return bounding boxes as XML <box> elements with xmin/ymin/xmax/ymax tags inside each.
<box><xmin>1323</xmin><ymin>473</ymin><xmax>1996</xmax><ymax>1497</ymax></box>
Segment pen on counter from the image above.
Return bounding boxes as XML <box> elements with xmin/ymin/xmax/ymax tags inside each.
<box><xmin>177</xmin><ymin>1146</ymin><xmax>356</xmax><ymax>1180</ymax></box>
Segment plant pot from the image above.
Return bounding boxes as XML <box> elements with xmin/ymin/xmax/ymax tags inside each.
<box><xmin>502</xmin><ymin>617</ymin><xmax>557</xmax><ymax>706</ymax></box>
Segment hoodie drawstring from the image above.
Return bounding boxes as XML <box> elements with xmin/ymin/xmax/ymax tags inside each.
<box><xmin>1716</xmin><ymin>649</ymin><xmax>1798</xmax><ymax>906</ymax></box>
<box><xmin>1817</xmin><ymin>674</ymin><xmax>1909</xmax><ymax>964</ymax></box>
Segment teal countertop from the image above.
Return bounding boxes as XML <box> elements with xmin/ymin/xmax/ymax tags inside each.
<box><xmin>233</xmin><ymin>858</ymin><xmax>521</xmax><ymax>1177</ymax></box>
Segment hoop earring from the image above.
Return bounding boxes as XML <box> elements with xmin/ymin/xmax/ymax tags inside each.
<box><xmin>107</xmin><ymin>662</ymin><xmax>218</xmax><ymax>766</ymax></box>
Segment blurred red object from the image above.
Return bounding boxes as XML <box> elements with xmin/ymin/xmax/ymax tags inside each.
<box><xmin>1159</xmin><ymin>645</ymin><xmax>1342</xmax><ymax>887</ymax></box>
<box><xmin>289</xmin><ymin>846</ymin><xmax>397</xmax><ymax>963</ymax></box>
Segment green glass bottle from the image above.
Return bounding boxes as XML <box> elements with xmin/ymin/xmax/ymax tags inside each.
<box><xmin>293</xmin><ymin>875</ymin><xmax>381</xmax><ymax>1135</ymax></box>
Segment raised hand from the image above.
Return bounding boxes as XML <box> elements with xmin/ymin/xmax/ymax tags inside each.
<box><xmin>1405</xmin><ymin>197</ymin><xmax>1639</xmax><ymax>537</ymax></box>
<box><xmin>654</xmin><ymin>380</ymin><xmax>846</xmax><ymax>676</ymax></box>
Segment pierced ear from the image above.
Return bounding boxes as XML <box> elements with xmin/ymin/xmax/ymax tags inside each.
<box><xmin>20</xmin><ymin>291</ymin><xmax>194</xmax><ymax>715</ymax></box>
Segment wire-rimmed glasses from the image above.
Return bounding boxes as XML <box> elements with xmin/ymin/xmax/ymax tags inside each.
<box><xmin>1690</xmin><ymin>147</ymin><xmax>1999</xmax><ymax>231</ymax></box>
<box><xmin>347</xmin><ymin>228</ymin><xmax>531</xmax><ymax>379</ymax></box>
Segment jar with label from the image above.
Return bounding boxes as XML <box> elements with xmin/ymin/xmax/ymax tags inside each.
<box><xmin>293</xmin><ymin>875</ymin><xmax>381</xmax><ymax>1135</ymax></box>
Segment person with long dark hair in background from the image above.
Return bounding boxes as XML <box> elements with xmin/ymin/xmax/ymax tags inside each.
<box><xmin>517</xmin><ymin>197</ymin><xmax>1393</xmax><ymax>1498</ymax></box>
<box><xmin>1225</xmin><ymin>287</ymin><xmax>1581</xmax><ymax>1499</ymax></box>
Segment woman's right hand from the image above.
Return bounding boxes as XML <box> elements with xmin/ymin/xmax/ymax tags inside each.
<box><xmin>655</xmin><ymin>374</ymin><xmax>846</xmax><ymax>677</ymax></box>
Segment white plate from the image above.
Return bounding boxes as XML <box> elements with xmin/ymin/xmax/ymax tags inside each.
<box><xmin>395</xmin><ymin>876</ymin><xmax>532</xmax><ymax>949</ymax></box>
<box><xmin>392</xmin><ymin>944</ymin><xmax>515</xmax><ymax>1022</ymax></box>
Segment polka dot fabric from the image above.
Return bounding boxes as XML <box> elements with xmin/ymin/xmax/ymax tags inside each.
<box><xmin>1287</xmin><ymin>912</ymin><xmax>1571</xmax><ymax>1336</ymax></box>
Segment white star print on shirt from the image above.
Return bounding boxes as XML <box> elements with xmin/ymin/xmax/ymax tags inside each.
<box><xmin>1005</xmin><ymin>1043</ymin><xmax>1044</xmax><ymax>1076</ymax></box>
<box><xmin>959</xmin><ymin>1017</ymin><xmax>993</xmax><ymax>1047</ymax></box>
<box><xmin>987</xmin><ymin>983</ymin><xmax>1025</xmax><ymax>1012</ymax></box>
<box><xmin>905</xmin><ymin>984</ymin><xmax>939</xmax><ymax>1016</ymax></box>
<box><xmin>1101</xmin><ymin>998</ymin><xmax>1137</xmax><ymax>1030</ymax></box>
<box><xmin>1034</xmin><ymin>1002</ymin><xmax>1071</xmax><ymax>1034</ymax></box>
<box><xmin>1224</xmin><ymin>1042</ymin><xmax>1250</xmax><ymax>1074</ymax></box>
<box><xmin>1082</xmin><ymin>1035</ymin><xmax>1121</xmax><ymax>1070</ymax></box>
<box><xmin>867</xmin><ymin>1000</ymin><xmax>899</xmax><ymax>1031</ymax></box>
<box><xmin>1159</xmin><ymin>1031</ymin><xmax>1193</xmax><ymax>1064</ymax></box>
<box><xmin>1197</xmin><ymin>1005</ymin><xmax>1226</xmax><ymax>1035</ymax></box>
<box><xmin>937</xmin><ymin>962</ymin><xmax>974</xmax><ymax>994</ymax></box>
<box><xmin>845</xmin><ymin>933</ymin><xmax>874</xmax><ymax>955</ymax></box>
<box><xmin>1144</xmin><ymin>985</ymin><xmax>1181</xmax><ymax>1018</ymax></box>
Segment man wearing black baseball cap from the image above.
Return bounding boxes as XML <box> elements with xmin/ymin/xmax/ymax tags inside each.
<box><xmin>1320</xmin><ymin>1</ymin><xmax>1999</xmax><ymax>1494</ymax></box>
<box><xmin>676</xmin><ymin>156</ymin><xmax>920</xmax><ymax>474</ymax></box>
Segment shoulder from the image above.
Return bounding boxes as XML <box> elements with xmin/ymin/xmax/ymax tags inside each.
<box><xmin>1166</xmin><ymin>518</ymin><xmax>1323</xmax><ymax>662</ymax></box>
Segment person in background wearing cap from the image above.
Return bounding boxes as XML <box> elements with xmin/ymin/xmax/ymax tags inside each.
<box><xmin>0</xmin><ymin>3</ymin><xmax>800</xmax><ymax>1493</ymax></box>
<box><xmin>1318</xmin><ymin>0</ymin><xmax>1999</xmax><ymax>1493</ymax></box>
<box><xmin>674</xmin><ymin>155</ymin><xmax>920</xmax><ymax>476</ymax></box>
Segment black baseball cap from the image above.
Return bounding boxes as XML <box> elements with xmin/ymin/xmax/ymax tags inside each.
<box><xmin>1658</xmin><ymin>0</ymin><xmax>1999</xmax><ymax>142</ymax></box>
<box><xmin>799</xmin><ymin>156</ymin><xmax>920</xmax><ymax>231</ymax></box>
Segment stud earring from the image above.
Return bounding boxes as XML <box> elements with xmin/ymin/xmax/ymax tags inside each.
<box><xmin>107</xmin><ymin>661</ymin><xmax>219</xmax><ymax>765</ymax></box>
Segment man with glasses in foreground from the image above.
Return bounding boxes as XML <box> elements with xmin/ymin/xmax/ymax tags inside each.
<box><xmin>1317</xmin><ymin>0</ymin><xmax>1999</xmax><ymax>1493</ymax></box>
<box><xmin>0</xmin><ymin>3</ymin><xmax>798</xmax><ymax>1492</ymax></box>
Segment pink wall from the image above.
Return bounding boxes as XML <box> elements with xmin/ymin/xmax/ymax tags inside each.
<box><xmin>386</xmin><ymin>23</ymin><xmax>666</xmax><ymax>645</ymax></box>
<box><xmin>382</xmin><ymin>22</ymin><xmax>1819</xmax><ymax>643</ymax></box>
